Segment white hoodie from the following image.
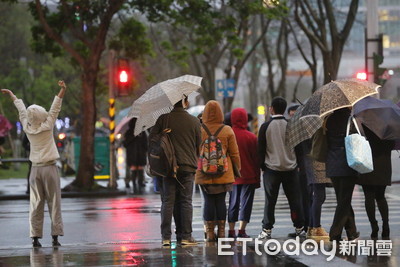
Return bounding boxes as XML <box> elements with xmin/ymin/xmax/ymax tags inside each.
<box><xmin>14</xmin><ymin>96</ymin><xmax>62</xmax><ymax>164</ymax></box>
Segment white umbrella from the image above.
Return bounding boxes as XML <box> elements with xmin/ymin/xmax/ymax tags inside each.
<box><xmin>128</xmin><ymin>75</ymin><xmax>203</xmax><ymax>136</ymax></box>
<box><xmin>187</xmin><ymin>105</ymin><xmax>205</xmax><ymax>117</ymax></box>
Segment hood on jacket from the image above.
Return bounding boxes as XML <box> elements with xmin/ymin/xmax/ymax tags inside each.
<box><xmin>231</xmin><ymin>108</ymin><xmax>248</xmax><ymax>129</ymax></box>
<box><xmin>202</xmin><ymin>100</ymin><xmax>224</xmax><ymax>124</ymax></box>
<box><xmin>27</xmin><ymin>104</ymin><xmax>48</xmax><ymax>128</ymax></box>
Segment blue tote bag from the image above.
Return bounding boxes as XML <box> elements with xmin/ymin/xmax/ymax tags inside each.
<box><xmin>345</xmin><ymin>116</ymin><xmax>374</xmax><ymax>174</ymax></box>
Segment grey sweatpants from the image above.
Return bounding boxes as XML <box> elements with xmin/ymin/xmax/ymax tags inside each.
<box><xmin>29</xmin><ymin>164</ymin><xmax>64</xmax><ymax>238</ymax></box>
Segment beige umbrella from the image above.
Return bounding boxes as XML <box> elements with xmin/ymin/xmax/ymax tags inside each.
<box><xmin>301</xmin><ymin>79</ymin><xmax>380</xmax><ymax>118</ymax></box>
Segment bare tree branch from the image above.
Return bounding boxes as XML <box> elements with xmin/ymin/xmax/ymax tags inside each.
<box><xmin>339</xmin><ymin>0</ymin><xmax>359</xmax><ymax>39</ymax></box>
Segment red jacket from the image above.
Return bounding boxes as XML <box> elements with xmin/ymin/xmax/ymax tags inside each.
<box><xmin>231</xmin><ymin>108</ymin><xmax>260</xmax><ymax>186</ymax></box>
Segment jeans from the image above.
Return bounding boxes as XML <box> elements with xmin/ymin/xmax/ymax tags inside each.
<box><xmin>160</xmin><ymin>172</ymin><xmax>194</xmax><ymax>240</ymax></box>
<box><xmin>262</xmin><ymin>168</ymin><xmax>304</xmax><ymax>230</ymax></box>
<box><xmin>309</xmin><ymin>183</ymin><xmax>326</xmax><ymax>228</ymax></box>
<box><xmin>329</xmin><ymin>176</ymin><xmax>358</xmax><ymax>240</ymax></box>
<box><xmin>228</xmin><ymin>184</ymin><xmax>256</xmax><ymax>223</ymax></box>
<box><xmin>202</xmin><ymin>190</ymin><xmax>227</xmax><ymax>221</ymax></box>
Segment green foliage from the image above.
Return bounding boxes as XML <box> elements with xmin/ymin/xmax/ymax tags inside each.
<box><xmin>129</xmin><ymin>0</ymin><xmax>174</xmax><ymax>22</ymax></box>
<box><xmin>28</xmin><ymin>3</ymin><xmax>64</xmax><ymax>57</ymax></box>
<box><xmin>137</xmin><ymin>0</ymin><xmax>288</xmax><ymax>67</ymax></box>
<box><xmin>0</xmin><ymin>163</ymin><xmax>29</xmax><ymax>179</ymax></box>
<box><xmin>109</xmin><ymin>18</ymin><xmax>154</xmax><ymax>61</ymax></box>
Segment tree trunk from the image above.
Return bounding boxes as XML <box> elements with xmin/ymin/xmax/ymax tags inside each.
<box><xmin>248</xmin><ymin>55</ymin><xmax>260</xmax><ymax>117</ymax></box>
<box><xmin>322</xmin><ymin>51</ymin><xmax>336</xmax><ymax>84</ymax></box>
<box><xmin>71</xmin><ymin>65</ymin><xmax>97</xmax><ymax>189</ymax></box>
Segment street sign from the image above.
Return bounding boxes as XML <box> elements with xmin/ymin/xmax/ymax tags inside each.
<box><xmin>216</xmin><ymin>79</ymin><xmax>235</xmax><ymax>98</ymax></box>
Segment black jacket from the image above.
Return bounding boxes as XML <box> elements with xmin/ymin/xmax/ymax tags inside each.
<box><xmin>325</xmin><ymin>108</ymin><xmax>357</xmax><ymax>177</ymax></box>
<box><xmin>357</xmin><ymin>126</ymin><xmax>395</xmax><ymax>186</ymax></box>
<box><xmin>150</xmin><ymin>107</ymin><xmax>201</xmax><ymax>173</ymax></box>
<box><xmin>123</xmin><ymin>130</ymin><xmax>147</xmax><ymax>167</ymax></box>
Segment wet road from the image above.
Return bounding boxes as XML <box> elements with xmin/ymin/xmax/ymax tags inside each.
<box><xmin>0</xmin><ymin>182</ymin><xmax>400</xmax><ymax>266</ymax></box>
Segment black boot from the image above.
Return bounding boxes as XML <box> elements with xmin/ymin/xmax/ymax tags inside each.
<box><xmin>382</xmin><ymin>221</ymin><xmax>390</xmax><ymax>239</ymax></box>
<box><xmin>32</xmin><ymin>237</ymin><xmax>42</xmax><ymax>248</ymax></box>
<box><xmin>370</xmin><ymin>220</ymin><xmax>379</xmax><ymax>239</ymax></box>
<box><xmin>137</xmin><ymin>169</ymin><xmax>145</xmax><ymax>187</ymax></box>
<box><xmin>131</xmin><ymin>170</ymin><xmax>138</xmax><ymax>194</ymax></box>
<box><xmin>52</xmin><ymin>235</ymin><xmax>61</xmax><ymax>247</ymax></box>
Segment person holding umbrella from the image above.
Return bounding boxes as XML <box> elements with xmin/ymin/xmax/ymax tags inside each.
<box><xmin>325</xmin><ymin>108</ymin><xmax>359</xmax><ymax>242</ymax></box>
<box><xmin>150</xmin><ymin>96</ymin><xmax>201</xmax><ymax>246</ymax></box>
<box><xmin>127</xmin><ymin>75</ymin><xmax>203</xmax><ymax>246</ymax></box>
<box><xmin>292</xmin><ymin>79</ymin><xmax>380</xmax><ymax>242</ymax></box>
<box><xmin>352</xmin><ymin>96</ymin><xmax>400</xmax><ymax>239</ymax></box>
<box><xmin>123</xmin><ymin>118</ymin><xmax>147</xmax><ymax>193</ymax></box>
<box><xmin>1</xmin><ymin>81</ymin><xmax>66</xmax><ymax>248</ymax></box>
<box><xmin>357</xmin><ymin>126</ymin><xmax>394</xmax><ymax>239</ymax></box>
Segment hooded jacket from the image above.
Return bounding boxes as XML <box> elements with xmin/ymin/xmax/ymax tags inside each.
<box><xmin>195</xmin><ymin>101</ymin><xmax>240</xmax><ymax>185</ymax></box>
<box><xmin>231</xmin><ymin>108</ymin><xmax>260</xmax><ymax>186</ymax></box>
<box><xmin>13</xmin><ymin>96</ymin><xmax>62</xmax><ymax>164</ymax></box>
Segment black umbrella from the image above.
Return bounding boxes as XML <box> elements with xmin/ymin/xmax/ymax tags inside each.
<box><xmin>353</xmin><ymin>96</ymin><xmax>400</xmax><ymax>140</ymax></box>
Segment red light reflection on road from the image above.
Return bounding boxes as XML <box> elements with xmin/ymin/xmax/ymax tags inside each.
<box><xmin>107</xmin><ymin>198</ymin><xmax>155</xmax><ymax>242</ymax></box>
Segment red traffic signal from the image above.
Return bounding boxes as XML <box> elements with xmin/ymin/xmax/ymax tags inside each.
<box><xmin>115</xmin><ymin>58</ymin><xmax>131</xmax><ymax>96</ymax></box>
<box><xmin>119</xmin><ymin>70</ymin><xmax>128</xmax><ymax>83</ymax></box>
<box><xmin>356</xmin><ymin>71</ymin><xmax>367</xmax><ymax>81</ymax></box>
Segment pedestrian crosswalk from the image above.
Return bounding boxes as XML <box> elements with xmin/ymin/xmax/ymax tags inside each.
<box><xmin>183</xmin><ymin>185</ymin><xmax>400</xmax><ymax>239</ymax></box>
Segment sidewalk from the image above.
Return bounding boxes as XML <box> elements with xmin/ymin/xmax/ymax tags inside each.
<box><xmin>0</xmin><ymin>236</ymin><xmax>397</xmax><ymax>266</ymax></box>
<box><xmin>0</xmin><ymin>176</ymin><xmax>128</xmax><ymax>200</ymax></box>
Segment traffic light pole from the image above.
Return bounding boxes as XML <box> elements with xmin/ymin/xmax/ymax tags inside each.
<box><xmin>108</xmin><ymin>50</ymin><xmax>117</xmax><ymax>189</ymax></box>
<box><xmin>365</xmin><ymin>0</ymin><xmax>380</xmax><ymax>84</ymax></box>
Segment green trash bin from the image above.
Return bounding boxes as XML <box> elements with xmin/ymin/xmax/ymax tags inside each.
<box><xmin>73</xmin><ymin>136</ymin><xmax>110</xmax><ymax>180</ymax></box>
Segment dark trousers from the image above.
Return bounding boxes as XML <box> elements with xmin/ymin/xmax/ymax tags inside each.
<box><xmin>228</xmin><ymin>184</ymin><xmax>256</xmax><ymax>223</ymax></box>
<box><xmin>160</xmin><ymin>172</ymin><xmax>194</xmax><ymax>240</ymax></box>
<box><xmin>329</xmin><ymin>176</ymin><xmax>358</xmax><ymax>240</ymax></box>
<box><xmin>362</xmin><ymin>185</ymin><xmax>389</xmax><ymax>223</ymax></box>
<box><xmin>299</xmin><ymin>172</ymin><xmax>310</xmax><ymax>229</ymax></box>
<box><xmin>202</xmin><ymin>190</ymin><xmax>227</xmax><ymax>221</ymax></box>
<box><xmin>262</xmin><ymin>168</ymin><xmax>305</xmax><ymax>230</ymax></box>
<box><xmin>309</xmin><ymin>183</ymin><xmax>327</xmax><ymax>228</ymax></box>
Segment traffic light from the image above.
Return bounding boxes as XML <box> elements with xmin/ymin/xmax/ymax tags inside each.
<box><xmin>257</xmin><ymin>105</ymin><xmax>266</xmax><ymax>115</ymax></box>
<box><xmin>115</xmin><ymin>58</ymin><xmax>132</xmax><ymax>97</ymax></box>
<box><xmin>56</xmin><ymin>132</ymin><xmax>66</xmax><ymax>151</ymax></box>
<box><xmin>356</xmin><ymin>71</ymin><xmax>367</xmax><ymax>81</ymax></box>
<box><xmin>373</xmin><ymin>52</ymin><xmax>386</xmax><ymax>85</ymax></box>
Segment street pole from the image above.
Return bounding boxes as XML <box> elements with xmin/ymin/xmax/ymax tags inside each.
<box><xmin>365</xmin><ymin>0</ymin><xmax>379</xmax><ymax>84</ymax></box>
<box><xmin>108</xmin><ymin>50</ymin><xmax>117</xmax><ymax>189</ymax></box>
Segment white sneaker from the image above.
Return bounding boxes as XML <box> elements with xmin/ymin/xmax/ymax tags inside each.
<box><xmin>258</xmin><ymin>229</ymin><xmax>272</xmax><ymax>239</ymax></box>
<box><xmin>295</xmin><ymin>226</ymin><xmax>305</xmax><ymax>237</ymax></box>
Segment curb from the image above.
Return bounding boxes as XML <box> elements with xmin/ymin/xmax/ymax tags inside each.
<box><xmin>0</xmin><ymin>190</ymin><xmax>127</xmax><ymax>201</ymax></box>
